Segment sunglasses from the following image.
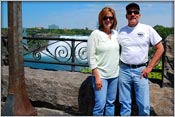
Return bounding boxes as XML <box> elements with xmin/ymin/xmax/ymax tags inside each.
<box><xmin>127</xmin><ymin>11</ymin><xmax>139</xmax><ymax>15</ymax></box>
<box><xmin>103</xmin><ymin>16</ymin><xmax>114</xmax><ymax>21</ymax></box>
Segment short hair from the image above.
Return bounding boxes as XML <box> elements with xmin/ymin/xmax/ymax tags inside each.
<box><xmin>98</xmin><ymin>6</ymin><xmax>117</xmax><ymax>30</ymax></box>
<box><xmin>126</xmin><ymin>2</ymin><xmax>140</xmax><ymax>11</ymax></box>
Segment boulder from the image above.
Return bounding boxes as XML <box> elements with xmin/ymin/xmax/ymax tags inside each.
<box><xmin>1</xmin><ymin>66</ymin><xmax>174</xmax><ymax>116</ymax></box>
<box><xmin>163</xmin><ymin>34</ymin><xmax>174</xmax><ymax>87</ymax></box>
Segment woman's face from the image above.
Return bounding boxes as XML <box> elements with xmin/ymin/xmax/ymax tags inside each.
<box><xmin>102</xmin><ymin>11</ymin><xmax>114</xmax><ymax>29</ymax></box>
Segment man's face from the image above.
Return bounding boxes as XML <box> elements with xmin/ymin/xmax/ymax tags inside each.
<box><xmin>126</xmin><ymin>7</ymin><xmax>141</xmax><ymax>27</ymax></box>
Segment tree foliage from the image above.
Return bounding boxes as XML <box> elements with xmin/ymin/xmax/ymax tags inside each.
<box><xmin>148</xmin><ymin>25</ymin><xmax>174</xmax><ymax>62</ymax></box>
<box><xmin>153</xmin><ymin>25</ymin><xmax>174</xmax><ymax>40</ymax></box>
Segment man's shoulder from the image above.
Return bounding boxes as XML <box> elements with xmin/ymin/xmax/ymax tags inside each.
<box><xmin>138</xmin><ymin>23</ymin><xmax>152</xmax><ymax>29</ymax></box>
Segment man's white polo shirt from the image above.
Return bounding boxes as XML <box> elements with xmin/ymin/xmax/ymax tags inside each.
<box><xmin>118</xmin><ymin>23</ymin><xmax>162</xmax><ymax>65</ymax></box>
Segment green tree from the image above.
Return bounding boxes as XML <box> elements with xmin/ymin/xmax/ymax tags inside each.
<box><xmin>153</xmin><ymin>25</ymin><xmax>174</xmax><ymax>40</ymax></box>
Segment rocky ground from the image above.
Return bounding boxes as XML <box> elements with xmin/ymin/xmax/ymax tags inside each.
<box><xmin>1</xmin><ymin>66</ymin><xmax>174</xmax><ymax>116</ymax></box>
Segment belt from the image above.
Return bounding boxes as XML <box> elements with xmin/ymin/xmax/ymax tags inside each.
<box><xmin>121</xmin><ymin>61</ymin><xmax>147</xmax><ymax>68</ymax></box>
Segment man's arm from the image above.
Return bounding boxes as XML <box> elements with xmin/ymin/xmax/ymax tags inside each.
<box><xmin>141</xmin><ymin>41</ymin><xmax>164</xmax><ymax>78</ymax></box>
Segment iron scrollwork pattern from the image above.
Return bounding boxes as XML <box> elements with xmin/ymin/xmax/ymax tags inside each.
<box><xmin>23</xmin><ymin>37</ymin><xmax>89</xmax><ymax>71</ymax></box>
<box><xmin>75</xmin><ymin>41</ymin><xmax>88</xmax><ymax>64</ymax></box>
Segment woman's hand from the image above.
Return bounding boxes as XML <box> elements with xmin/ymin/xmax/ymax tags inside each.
<box><xmin>95</xmin><ymin>77</ymin><xmax>102</xmax><ymax>90</ymax></box>
<box><xmin>92</xmin><ymin>68</ymin><xmax>102</xmax><ymax>90</ymax></box>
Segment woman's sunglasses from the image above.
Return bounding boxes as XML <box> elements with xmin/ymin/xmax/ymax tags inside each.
<box><xmin>103</xmin><ymin>16</ymin><xmax>114</xmax><ymax>21</ymax></box>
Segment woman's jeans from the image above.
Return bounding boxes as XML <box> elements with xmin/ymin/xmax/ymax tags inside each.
<box><xmin>92</xmin><ymin>76</ymin><xmax>118</xmax><ymax>116</ymax></box>
<box><xmin>118</xmin><ymin>64</ymin><xmax>150</xmax><ymax>116</ymax></box>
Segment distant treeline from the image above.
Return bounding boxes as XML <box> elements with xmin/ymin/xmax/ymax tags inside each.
<box><xmin>26</xmin><ymin>27</ymin><xmax>93</xmax><ymax>37</ymax></box>
<box><xmin>1</xmin><ymin>25</ymin><xmax>174</xmax><ymax>39</ymax></box>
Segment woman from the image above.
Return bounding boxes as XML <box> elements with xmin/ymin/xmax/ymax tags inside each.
<box><xmin>87</xmin><ymin>7</ymin><xmax>119</xmax><ymax>116</ymax></box>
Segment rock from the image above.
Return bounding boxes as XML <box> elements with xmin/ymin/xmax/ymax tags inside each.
<box><xmin>36</xmin><ymin>107</ymin><xmax>71</xmax><ymax>116</ymax></box>
<box><xmin>1</xmin><ymin>66</ymin><xmax>174</xmax><ymax>116</ymax></box>
<box><xmin>1</xmin><ymin>66</ymin><xmax>92</xmax><ymax>115</ymax></box>
<box><xmin>163</xmin><ymin>34</ymin><xmax>174</xmax><ymax>87</ymax></box>
<box><xmin>149</xmin><ymin>83</ymin><xmax>174</xmax><ymax>116</ymax></box>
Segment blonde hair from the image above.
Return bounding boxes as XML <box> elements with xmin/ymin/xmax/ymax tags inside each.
<box><xmin>98</xmin><ymin>6</ymin><xmax>117</xmax><ymax>30</ymax></box>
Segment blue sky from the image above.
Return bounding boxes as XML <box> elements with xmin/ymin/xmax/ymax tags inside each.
<box><xmin>1</xmin><ymin>1</ymin><xmax>174</xmax><ymax>30</ymax></box>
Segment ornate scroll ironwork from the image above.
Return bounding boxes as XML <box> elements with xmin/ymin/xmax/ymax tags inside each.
<box><xmin>23</xmin><ymin>37</ymin><xmax>88</xmax><ymax>71</ymax></box>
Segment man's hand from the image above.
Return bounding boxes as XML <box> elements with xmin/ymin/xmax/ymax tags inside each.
<box><xmin>140</xmin><ymin>66</ymin><xmax>153</xmax><ymax>79</ymax></box>
<box><xmin>140</xmin><ymin>42</ymin><xmax>164</xmax><ymax>79</ymax></box>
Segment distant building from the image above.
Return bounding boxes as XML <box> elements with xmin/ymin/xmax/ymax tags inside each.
<box><xmin>48</xmin><ymin>24</ymin><xmax>59</xmax><ymax>29</ymax></box>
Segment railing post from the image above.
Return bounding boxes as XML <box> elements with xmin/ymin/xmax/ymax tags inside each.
<box><xmin>2</xmin><ymin>1</ymin><xmax>37</xmax><ymax>115</ymax></box>
<box><xmin>71</xmin><ymin>40</ymin><xmax>75</xmax><ymax>72</ymax></box>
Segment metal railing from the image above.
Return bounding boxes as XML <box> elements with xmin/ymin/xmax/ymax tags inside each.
<box><xmin>2</xmin><ymin>36</ymin><xmax>89</xmax><ymax>72</ymax></box>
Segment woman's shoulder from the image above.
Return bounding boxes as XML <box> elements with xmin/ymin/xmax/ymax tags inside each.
<box><xmin>111</xmin><ymin>29</ymin><xmax>118</xmax><ymax>36</ymax></box>
<box><xmin>90</xmin><ymin>29</ymin><xmax>103</xmax><ymax>37</ymax></box>
<box><xmin>112</xmin><ymin>29</ymin><xmax>118</xmax><ymax>34</ymax></box>
<box><xmin>91</xmin><ymin>29</ymin><xmax>101</xmax><ymax>34</ymax></box>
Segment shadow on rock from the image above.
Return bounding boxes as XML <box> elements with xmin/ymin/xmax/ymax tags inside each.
<box><xmin>78</xmin><ymin>76</ymin><xmax>94</xmax><ymax>116</ymax></box>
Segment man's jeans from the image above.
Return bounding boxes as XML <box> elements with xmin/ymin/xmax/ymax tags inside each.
<box><xmin>92</xmin><ymin>76</ymin><xmax>118</xmax><ymax>116</ymax></box>
<box><xmin>118</xmin><ymin>64</ymin><xmax>150</xmax><ymax>116</ymax></box>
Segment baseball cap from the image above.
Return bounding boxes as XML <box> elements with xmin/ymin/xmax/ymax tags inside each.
<box><xmin>126</xmin><ymin>3</ymin><xmax>140</xmax><ymax>11</ymax></box>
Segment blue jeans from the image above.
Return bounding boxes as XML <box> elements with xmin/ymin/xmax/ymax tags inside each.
<box><xmin>118</xmin><ymin>64</ymin><xmax>150</xmax><ymax>116</ymax></box>
<box><xmin>92</xmin><ymin>76</ymin><xmax>118</xmax><ymax>116</ymax></box>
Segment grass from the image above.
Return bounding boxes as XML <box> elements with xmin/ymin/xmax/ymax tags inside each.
<box><xmin>80</xmin><ymin>67</ymin><xmax>92</xmax><ymax>74</ymax></box>
<box><xmin>148</xmin><ymin>72</ymin><xmax>162</xmax><ymax>80</ymax></box>
<box><xmin>148</xmin><ymin>62</ymin><xmax>162</xmax><ymax>80</ymax></box>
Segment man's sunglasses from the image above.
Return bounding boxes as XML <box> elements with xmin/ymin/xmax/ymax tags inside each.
<box><xmin>103</xmin><ymin>16</ymin><xmax>114</xmax><ymax>21</ymax></box>
<box><xmin>127</xmin><ymin>11</ymin><xmax>139</xmax><ymax>15</ymax></box>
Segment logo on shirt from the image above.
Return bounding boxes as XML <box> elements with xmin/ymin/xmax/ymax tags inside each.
<box><xmin>137</xmin><ymin>32</ymin><xmax>144</xmax><ymax>37</ymax></box>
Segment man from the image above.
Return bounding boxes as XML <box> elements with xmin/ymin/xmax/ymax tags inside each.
<box><xmin>118</xmin><ymin>2</ymin><xmax>164</xmax><ymax>116</ymax></box>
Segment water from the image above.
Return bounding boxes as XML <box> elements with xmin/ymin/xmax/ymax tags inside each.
<box><xmin>24</xmin><ymin>54</ymin><xmax>86</xmax><ymax>72</ymax></box>
<box><xmin>24</xmin><ymin>61</ymin><xmax>72</xmax><ymax>71</ymax></box>
<box><xmin>24</xmin><ymin>35</ymin><xmax>89</xmax><ymax>72</ymax></box>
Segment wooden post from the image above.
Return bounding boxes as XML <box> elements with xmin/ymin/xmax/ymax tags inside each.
<box><xmin>2</xmin><ymin>1</ymin><xmax>37</xmax><ymax>116</ymax></box>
